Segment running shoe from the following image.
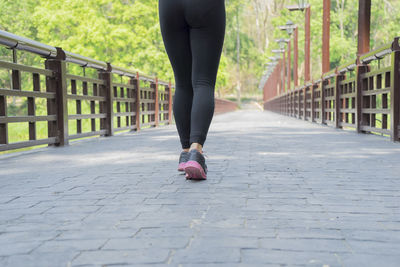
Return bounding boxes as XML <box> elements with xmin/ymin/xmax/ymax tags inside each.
<box><xmin>178</xmin><ymin>151</ymin><xmax>190</xmax><ymax>172</ymax></box>
<box><xmin>184</xmin><ymin>149</ymin><xmax>207</xmax><ymax>180</ymax></box>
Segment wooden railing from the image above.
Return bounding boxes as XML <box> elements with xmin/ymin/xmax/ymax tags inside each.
<box><xmin>214</xmin><ymin>98</ymin><xmax>238</xmax><ymax>115</ymax></box>
<box><xmin>0</xmin><ymin>30</ymin><xmax>173</xmax><ymax>152</ymax></box>
<box><xmin>264</xmin><ymin>37</ymin><xmax>400</xmax><ymax>142</ymax></box>
<box><xmin>0</xmin><ymin>30</ymin><xmax>237</xmax><ymax>153</ymax></box>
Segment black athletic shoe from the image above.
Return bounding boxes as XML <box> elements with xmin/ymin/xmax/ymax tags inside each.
<box><xmin>184</xmin><ymin>149</ymin><xmax>207</xmax><ymax>180</ymax></box>
<box><xmin>178</xmin><ymin>151</ymin><xmax>190</xmax><ymax>172</ymax></box>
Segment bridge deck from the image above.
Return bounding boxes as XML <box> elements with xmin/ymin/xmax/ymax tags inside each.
<box><xmin>1</xmin><ymin>110</ymin><xmax>400</xmax><ymax>266</ymax></box>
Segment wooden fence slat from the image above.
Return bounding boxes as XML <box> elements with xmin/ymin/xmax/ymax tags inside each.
<box><xmin>98</xmin><ymin>69</ymin><xmax>113</xmax><ymax>136</ymax></box>
<box><xmin>45</xmin><ymin>58</ymin><xmax>68</xmax><ymax>146</ymax></box>
<box><xmin>390</xmin><ymin>50</ymin><xmax>400</xmax><ymax>141</ymax></box>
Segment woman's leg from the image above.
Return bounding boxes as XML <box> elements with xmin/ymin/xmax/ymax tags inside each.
<box><xmin>184</xmin><ymin>0</ymin><xmax>226</xmax><ymax>148</ymax></box>
<box><xmin>159</xmin><ymin>0</ymin><xmax>193</xmax><ymax>149</ymax></box>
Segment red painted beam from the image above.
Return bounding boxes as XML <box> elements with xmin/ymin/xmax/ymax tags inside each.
<box><xmin>293</xmin><ymin>27</ymin><xmax>299</xmax><ymax>87</ymax></box>
<box><xmin>322</xmin><ymin>0</ymin><xmax>330</xmax><ymax>73</ymax></box>
<box><xmin>357</xmin><ymin>0</ymin><xmax>371</xmax><ymax>55</ymax></box>
<box><xmin>304</xmin><ymin>6</ymin><xmax>311</xmax><ymax>82</ymax></box>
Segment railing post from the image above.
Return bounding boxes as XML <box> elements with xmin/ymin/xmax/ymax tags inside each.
<box><xmin>168</xmin><ymin>82</ymin><xmax>173</xmax><ymax>124</ymax></box>
<box><xmin>286</xmin><ymin>94</ymin><xmax>289</xmax><ymax>115</ymax></box>
<box><xmin>390</xmin><ymin>46</ymin><xmax>400</xmax><ymax>141</ymax></box>
<box><xmin>45</xmin><ymin>47</ymin><xmax>68</xmax><ymax>146</ymax></box>
<box><xmin>303</xmin><ymin>86</ymin><xmax>307</xmax><ymax>120</ymax></box>
<box><xmin>282</xmin><ymin>95</ymin><xmax>284</xmax><ymax>114</ymax></box>
<box><xmin>321</xmin><ymin>79</ymin><xmax>326</xmax><ymax>125</ymax></box>
<box><xmin>356</xmin><ymin>60</ymin><xmax>368</xmax><ymax>133</ymax></box>
<box><xmin>292</xmin><ymin>91</ymin><xmax>294</xmax><ymax>117</ymax></box>
<box><xmin>154</xmin><ymin>77</ymin><xmax>159</xmax><ymax>127</ymax></box>
<box><xmin>295</xmin><ymin>91</ymin><xmax>298</xmax><ymax>118</ymax></box>
<box><xmin>135</xmin><ymin>72</ymin><xmax>141</xmax><ymax>131</ymax></box>
<box><xmin>98</xmin><ymin>64</ymin><xmax>113</xmax><ymax>136</ymax></box>
<box><xmin>283</xmin><ymin>96</ymin><xmax>285</xmax><ymax>114</ymax></box>
<box><xmin>311</xmin><ymin>83</ymin><xmax>315</xmax><ymax>122</ymax></box>
<box><xmin>335</xmin><ymin>73</ymin><xmax>344</xmax><ymax>128</ymax></box>
<box><xmin>293</xmin><ymin>92</ymin><xmax>296</xmax><ymax>117</ymax></box>
<box><xmin>129</xmin><ymin>78</ymin><xmax>136</xmax><ymax>130</ymax></box>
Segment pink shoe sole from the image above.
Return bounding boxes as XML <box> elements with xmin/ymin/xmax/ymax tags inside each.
<box><xmin>184</xmin><ymin>161</ymin><xmax>207</xmax><ymax>180</ymax></box>
<box><xmin>178</xmin><ymin>162</ymin><xmax>186</xmax><ymax>172</ymax></box>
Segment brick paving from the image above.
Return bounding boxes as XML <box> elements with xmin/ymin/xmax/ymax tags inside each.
<box><xmin>1</xmin><ymin>110</ymin><xmax>400</xmax><ymax>266</ymax></box>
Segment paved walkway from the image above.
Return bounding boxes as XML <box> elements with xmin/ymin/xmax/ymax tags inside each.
<box><xmin>1</xmin><ymin>110</ymin><xmax>400</xmax><ymax>267</ymax></box>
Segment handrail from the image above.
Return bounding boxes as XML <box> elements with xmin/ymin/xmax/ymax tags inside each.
<box><xmin>320</xmin><ymin>38</ymin><xmax>400</xmax><ymax>82</ymax></box>
<box><xmin>322</xmin><ymin>68</ymin><xmax>337</xmax><ymax>79</ymax></box>
<box><xmin>0</xmin><ymin>30</ymin><xmax>175</xmax><ymax>152</ymax></box>
<box><xmin>0</xmin><ymin>30</ymin><xmax>57</xmax><ymax>58</ymax></box>
<box><xmin>314</xmin><ymin>78</ymin><xmax>322</xmax><ymax>84</ymax></box>
<box><xmin>305</xmin><ymin>82</ymin><xmax>313</xmax><ymax>88</ymax></box>
<box><xmin>337</xmin><ymin>60</ymin><xmax>357</xmax><ymax>74</ymax></box>
<box><xmin>110</xmin><ymin>64</ymin><xmax>159</xmax><ymax>83</ymax></box>
<box><xmin>110</xmin><ymin>65</ymin><xmax>137</xmax><ymax>78</ymax></box>
<box><xmin>359</xmin><ymin>37</ymin><xmax>400</xmax><ymax>63</ymax></box>
<box><xmin>0</xmin><ymin>30</ymin><xmax>236</xmax><ymax>153</ymax></box>
<box><xmin>64</xmin><ymin>50</ymin><xmax>108</xmax><ymax>70</ymax></box>
<box><xmin>263</xmin><ymin>37</ymin><xmax>400</xmax><ymax>142</ymax></box>
<box><xmin>0</xmin><ymin>29</ymin><xmax>170</xmax><ymax>84</ymax></box>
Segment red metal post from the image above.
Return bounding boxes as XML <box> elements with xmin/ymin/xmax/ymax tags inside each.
<box><xmin>305</xmin><ymin>6</ymin><xmax>311</xmax><ymax>82</ymax></box>
<box><xmin>263</xmin><ymin>61</ymin><xmax>282</xmax><ymax>103</ymax></box>
<box><xmin>303</xmin><ymin>87</ymin><xmax>307</xmax><ymax>120</ymax></box>
<box><xmin>322</xmin><ymin>0</ymin><xmax>330</xmax><ymax>73</ymax></box>
<box><xmin>282</xmin><ymin>52</ymin><xmax>286</xmax><ymax>94</ymax></box>
<box><xmin>357</xmin><ymin>0</ymin><xmax>371</xmax><ymax>56</ymax></box>
<box><xmin>263</xmin><ymin>79</ymin><xmax>267</xmax><ymax>102</ymax></box>
<box><xmin>287</xmin><ymin>41</ymin><xmax>291</xmax><ymax>91</ymax></box>
<box><xmin>293</xmin><ymin>27</ymin><xmax>299</xmax><ymax>87</ymax></box>
<box><xmin>278</xmin><ymin>59</ymin><xmax>282</xmax><ymax>96</ymax></box>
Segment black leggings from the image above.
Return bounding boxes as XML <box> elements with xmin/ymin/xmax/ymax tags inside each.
<box><xmin>159</xmin><ymin>0</ymin><xmax>226</xmax><ymax>149</ymax></box>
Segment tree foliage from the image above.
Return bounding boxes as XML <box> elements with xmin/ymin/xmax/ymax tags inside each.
<box><xmin>0</xmin><ymin>0</ymin><xmax>400</xmax><ymax>96</ymax></box>
<box><xmin>267</xmin><ymin>0</ymin><xmax>400</xmax><ymax>84</ymax></box>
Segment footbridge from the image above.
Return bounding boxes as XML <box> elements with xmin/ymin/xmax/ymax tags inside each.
<box><xmin>1</xmin><ymin>4</ymin><xmax>400</xmax><ymax>266</ymax></box>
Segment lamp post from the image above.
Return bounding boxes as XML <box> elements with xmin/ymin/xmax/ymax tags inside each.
<box><xmin>279</xmin><ymin>20</ymin><xmax>297</xmax><ymax>91</ymax></box>
<box><xmin>287</xmin><ymin>0</ymin><xmax>311</xmax><ymax>83</ymax></box>
<box><xmin>322</xmin><ymin>0</ymin><xmax>331</xmax><ymax>73</ymax></box>
<box><xmin>261</xmin><ymin>59</ymin><xmax>280</xmax><ymax>100</ymax></box>
<box><xmin>293</xmin><ymin>26</ymin><xmax>298</xmax><ymax>86</ymax></box>
<box><xmin>357</xmin><ymin>0</ymin><xmax>371</xmax><ymax>56</ymax></box>
<box><xmin>274</xmin><ymin>38</ymin><xmax>289</xmax><ymax>94</ymax></box>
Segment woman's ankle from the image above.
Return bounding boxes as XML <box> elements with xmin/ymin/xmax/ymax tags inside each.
<box><xmin>189</xmin><ymin>143</ymin><xmax>203</xmax><ymax>153</ymax></box>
